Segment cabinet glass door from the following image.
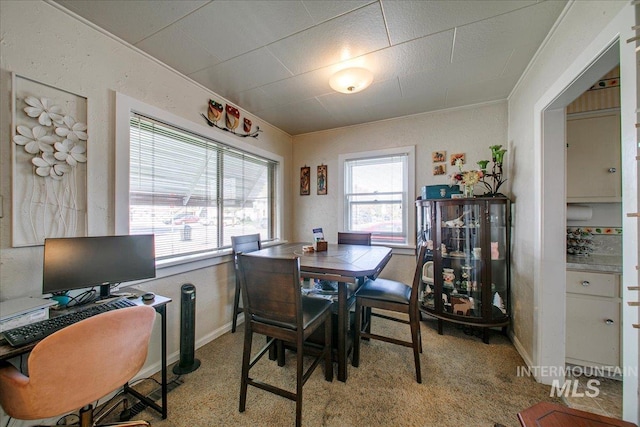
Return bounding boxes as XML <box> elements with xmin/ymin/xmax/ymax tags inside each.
<box><xmin>489</xmin><ymin>202</ymin><xmax>508</xmax><ymax>320</ymax></box>
<box><xmin>437</xmin><ymin>202</ymin><xmax>482</xmax><ymax>319</ymax></box>
<box><xmin>418</xmin><ymin>202</ymin><xmax>435</xmax><ymax>310</ymax></box>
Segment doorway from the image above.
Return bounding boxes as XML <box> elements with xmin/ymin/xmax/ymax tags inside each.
<box><xmin>537</xmin><ymin>15</ymin><xmax>639</xmax><ymax>423</ymax></box>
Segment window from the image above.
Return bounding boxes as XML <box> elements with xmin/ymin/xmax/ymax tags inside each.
<box><xmin>116</xmin><ymin>94</ymin><xmax>281</xmax><ymax>262</ymax></box>
<box><xmin>339</xmin><ymin>146</ymin><xmax>415</xmax><ymax>247</ymax></box>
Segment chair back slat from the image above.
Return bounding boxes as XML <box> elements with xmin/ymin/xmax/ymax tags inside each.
<box><xmin>410</xmin><ymin>243</ymin><xmax>429</xmax><ymax>311</ymax></box>
<box><xmin>231</xmin><ymin>234</ymin><xmax>262</xmax><ymax>257</ymax></box>
<box><xmin>337</xmin><ymin>232</ymin><xmax>371</xmax><ymax>246</ymax></box>
<box><xmin>238</xmin><ymin>254</ymin><xmax>301</xmax><ymax>327</ymax></box>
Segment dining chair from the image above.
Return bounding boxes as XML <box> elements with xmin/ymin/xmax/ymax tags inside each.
<box><xmin>231</xmin><ymin>233</ymin><xmax>261</xmax><ymax>333</ymax></box>
<box><xmin>337</xmin><ymin>231</ymin><xmax>372</xmax><ymax>246</ymax></box>
<box><xmin>352</xmin><ymin>243</ymin><xmax>427</xmax><ymax>383</ymax></box>
<box><xmin>0</xmin><ymin>305</ymin><xmax>156</xmax><ymax>426</ymax></box>
<box><xmin>237</xmin><ymin>253</ymin><xmax>333</xmax><ymax>427</ymax></box>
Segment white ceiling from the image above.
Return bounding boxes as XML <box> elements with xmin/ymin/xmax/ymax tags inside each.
<box><xmin>55</xmin><ymin>0</ymin><xmax>567</xmax><ymax>135</ymax></box>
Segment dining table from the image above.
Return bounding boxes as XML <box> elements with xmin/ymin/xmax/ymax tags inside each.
<box><xmin>248</xmin><ymin>242</ymin><xmax>393</xmax><ymax>382</ymax></box>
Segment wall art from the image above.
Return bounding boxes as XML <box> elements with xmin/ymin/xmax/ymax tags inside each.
<box><xmin>201</xmin><ymin>99</ymin><xmax>261</xmax><ymax>138</ymax></box>
<box><xmin>450</xmin><ymin>153</ymin><xmax>465</xmax><ymax>166</ymax></box>
<box><xmin>300</xmin><ymin>166</ymin><xmax>310</xmax><ymax>195</ymax></box>
<box><xmin>433</xmin><ymin>164</ymin><xmax>446</xmax><ymax>176</ymax></box>
<box><xmin>317</xmin><ymin>164</ymin><xmax>327</xmax><ymax>195</ymax></box>
<box><xmin>432</xmin><ymin>151</ymin><xmax>446</xmax><ymax>163</ymax></box>
<box><xmin>11</xmin><ymin>73</ymin><xmax>87</xmax><ymax>247</ymax></box>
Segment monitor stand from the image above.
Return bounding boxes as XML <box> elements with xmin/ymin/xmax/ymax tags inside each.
<box><xmin>99</xmin><ymin>283</ymin><xmax>111</xmax><ymax>300</ymax></box>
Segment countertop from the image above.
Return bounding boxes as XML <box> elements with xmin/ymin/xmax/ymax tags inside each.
<box><xmin>566</xmin><ymin>254</ymin><xmax>622</xmax><ymax>273</ymax></box>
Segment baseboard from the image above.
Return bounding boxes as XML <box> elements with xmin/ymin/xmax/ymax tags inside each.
<box><xmin>510</xmin><ymin>330</ymin><xmax>535</xmax><ymax>377</ymax></box>
<box><xmin>135</xmin><ymin>315</ymin><xmax>240</xmax><ymax>381</ymax></box>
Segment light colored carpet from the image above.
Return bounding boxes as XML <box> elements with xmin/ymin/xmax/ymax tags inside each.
<box><xmin>136</xmin><ymin>315</ymin><xmax>560</xmax><ymax>427</ymax></box>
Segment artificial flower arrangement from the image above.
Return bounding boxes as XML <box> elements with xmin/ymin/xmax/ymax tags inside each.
<box><xmin>449</xmin><ymin>159</ymin><xmax>484</xmax><ymax>197</ymax></box>
<box><xmin>477</xmin><ymin>145</ymin><xmax>507</xmax><ymax>196</ymax></box>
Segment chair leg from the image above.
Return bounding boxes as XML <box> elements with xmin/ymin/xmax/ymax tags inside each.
<box><xmin>276</xmin><ymin>339</ymin><xmax>285</xmax><ymax>367</ymax></box>
<box><xmin>232</xmin><ymin>276</ymin><xmax>242</xmax><ymax>333</ymax></box>
<box><xmin>352</xmin><ymin>299</ymin><xmax>362</xmax><ymax>367</ymax></box>
<box><xmin>239</xmin><ymin>326</ymin><xmax>253</xmax><ymax>412</ymax></box>
<box><xmin>416</xmin><ymin>305</ymin><xmax>423</xmax><ymax>353</ymax></box>
<box><xmin>295</xmin><ymin>338</ymin><xmax>304</xmax><ymax>427</ymax></box>
<box><xmin>324</xmin><ymin>315</ymin><xmax>333</xmax><ymax>381</ymax></box>
<box><xmin>410</xmin><ymin>312</ymin><xmax>422</xmax><ymax>384</ymax></box>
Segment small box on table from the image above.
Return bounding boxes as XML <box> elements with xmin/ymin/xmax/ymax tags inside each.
<box><xmin>421</xmin><ymin>185</ymin><xmax>462</xmax><ymax>199</ymax></box>
<box><xmin>314</xmin><ymin>241</ymin><xmax>328</xmax><ymax>252</ymax></box>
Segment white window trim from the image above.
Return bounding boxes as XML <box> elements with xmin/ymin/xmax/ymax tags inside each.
<box><xmin>338</xmin><ymin>146</ymin><xmax>415</xmax><ymax>251</ymax></box>
<box><xmin>115</xmin><ymin>92</ymin><xmax>284</xmax><ymax>276</ymax></box>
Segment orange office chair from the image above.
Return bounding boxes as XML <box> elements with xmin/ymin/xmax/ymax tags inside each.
<box><xmin>0</xmin><ymin>305</ymin><xmax>156</xmax><ymax>426</ymax></box>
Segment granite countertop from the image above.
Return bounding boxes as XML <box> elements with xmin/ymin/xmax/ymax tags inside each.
<box><xmin>566</xmin><ymin>254</ymin><xmax>622</xmax><ymax>273</ymax></box>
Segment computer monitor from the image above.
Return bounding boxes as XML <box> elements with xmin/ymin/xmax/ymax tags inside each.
<box><xmin>42</xmin><ymin>235</ymin><xmax>156</xmax><ymax>299</ymax></box>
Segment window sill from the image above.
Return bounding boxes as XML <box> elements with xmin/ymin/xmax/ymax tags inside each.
<box><xmin>120</xmin><ymin>239</ymin><xmax>286</xmax><ymax>288</ymax></box>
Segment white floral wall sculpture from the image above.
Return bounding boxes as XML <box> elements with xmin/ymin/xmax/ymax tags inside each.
<box><xmin>11</xmin><ymin>74</ymin><xmax>87</xmax><ymax>246</ymax></box>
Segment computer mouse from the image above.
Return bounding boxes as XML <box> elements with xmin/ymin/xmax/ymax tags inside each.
<box><xmin>141</xmin><ymin>292</ymin><xmax>156</xmax><ymax>301</ymax></box>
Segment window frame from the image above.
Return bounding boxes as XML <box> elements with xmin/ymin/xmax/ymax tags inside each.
<box><xmin>338</xmin><ymin>146</ymin><xmax>415</xmax><ymax>249</ymax></box>
<box><xmin>115</xmin><ymin>92</ymin><xmax>284</xmax><ymax>275</ymax></box>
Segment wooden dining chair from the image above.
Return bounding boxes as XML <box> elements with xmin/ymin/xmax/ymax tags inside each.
<box><xmin>337</xmin><ymin>231</ymin><xmax>372</xmax><ymax>246</ymax></box>
<box><xmin>352</xmin><ymin>243</ymin><xmax>427</xmax><ymax>383</ymax></box>
<box><xmin>231</xmin><ymin>233</ymin><xmax>261</xmax><ymax>333</ymax></box>
<box><xmin>237</xmin><ymin>253</ymin><xmax>333</xmax><ymax>427</ymax></box>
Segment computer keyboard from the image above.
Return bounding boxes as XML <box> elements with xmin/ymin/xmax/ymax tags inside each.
<box><xmin>2</xmin><ymin>298</ymin><xmax>137</xmax><ymax>347</ymax></box>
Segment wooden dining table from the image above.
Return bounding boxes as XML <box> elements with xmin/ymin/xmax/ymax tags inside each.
<box><xmin>248</xmin><ymin>242</ymin><xmax>393</xmax><ymax>382</ymax></box>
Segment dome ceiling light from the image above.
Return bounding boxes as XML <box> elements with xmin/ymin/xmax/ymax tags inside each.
<box><xmin>329</xmin><ymin>67</ymin><xmax>373</xmax><ymax>94</ymax></box>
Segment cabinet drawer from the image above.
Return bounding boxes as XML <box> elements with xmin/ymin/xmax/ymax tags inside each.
<box><xmin>566</xmin><ymin>271</ymin><xmax>618</xmax><ymax>297</ymax></box>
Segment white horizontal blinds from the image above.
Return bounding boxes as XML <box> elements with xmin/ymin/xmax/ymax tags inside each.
<box><xmin>221</xmin><ymin>149</ymin><xmax>272</xmax><ymax>247</ymax></box>
<box><xmin>129</xmin><ymin>113</ymin><xmax>274</xmax><ymax>259</ymax></box>
<box><xmin>344</xmin><ymin>154</ymin><xmax>408</xmax><ymax>245</ymax></box>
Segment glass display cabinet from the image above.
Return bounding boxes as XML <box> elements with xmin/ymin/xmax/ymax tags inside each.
<box><xmin>416</xmin><ymin>196</ymin><xmax>510</xmax><ymax>343</ymax></box>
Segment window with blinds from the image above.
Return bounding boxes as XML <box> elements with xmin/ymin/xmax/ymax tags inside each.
<box><xmin>129</xmin><ymin>113</ymin><xmax>275</xmax><ymax>260</ymax></box>
<box><xmin>343</xmin><ymin>152</ymin><xmax>410</xmax><ymax>245</ymax></box>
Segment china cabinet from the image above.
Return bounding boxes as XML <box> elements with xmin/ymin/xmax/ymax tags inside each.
<box><xmin>416</xmin><ymin>196</ymin><xmax>510</xmax><ymax>343</ymax></box>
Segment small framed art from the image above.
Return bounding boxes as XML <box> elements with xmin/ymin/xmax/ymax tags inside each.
<box><xmin>300</xmin><ymin>166</ymin><xmax>310</xmax><ymax>195</ymax></box>
<box><xmin>317</xmin><ymin>164</ymin><xmax>327</xmax><ymax>195</ymax></box>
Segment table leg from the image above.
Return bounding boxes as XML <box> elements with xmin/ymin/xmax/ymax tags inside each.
<box><xmin>337</xmin><ymin>281</ymin><xmax>347</xmax><ymax>382</ymax></box>
<box><xmin>123</xmin><ymin>304</ymin><xmax>168</xmax><ymax>419</ymax></box>
<box><xmin>159</xmin><ymin>304</ymin><xmax>167</xmax><ymax>419</ymax></box>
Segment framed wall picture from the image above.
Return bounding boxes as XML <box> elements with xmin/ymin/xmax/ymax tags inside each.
<box><xmin>432</xmin><ymin>151</ymin><xmax>446</xmax><ymax>163</ymax></box>
<box><xmin>11</xmin><ymin>73</ymin><xmax>88</xmax><ymax>247</ymax></box>
<box><xmin>450</xmin><ymin>153</ymin><xmax>465</xmax><ymax>166</ymax></box>
<box><xmin>300</xmin><ymin>166</ymin><xmax>310</xmax><ymax>195</ymax></box>
<box><xmin>433</xmin><ymin>164</ymin><xmax>446</xmax><ymax>175</ymax></box>
<box><xmin>317</xmin><ymin>164</ymin><xmax>327</xmax><ymax>195</ymax></box>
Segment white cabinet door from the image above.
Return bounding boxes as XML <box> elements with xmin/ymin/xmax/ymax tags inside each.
<box><xmin>566</xmin><ymin>294</ymin><xmax>620</xmax><ymax>368</ymax></box>
<box><xmin>566</xmin><ymin>112</ymin><xmax>621</xmax><ymax>202</ymax></box>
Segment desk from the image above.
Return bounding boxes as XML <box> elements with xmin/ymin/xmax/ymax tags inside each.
<box><xmin>0</xmin><ymin>294</ymin><xmax>171</xmax><ymax>420</ymax></box>
<box><xmin>249</xmin><ymin>242</ymin><xmax>392</xmax><ymax>381</ymax></box>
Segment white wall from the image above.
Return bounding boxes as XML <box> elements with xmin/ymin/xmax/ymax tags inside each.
<box><xmin>0</xmin><ymin>0</ymin><xmax>292</xmax><ymax>392</ymax></box>
<box><xmin>292</xmin><ymin>102</ymin><xmax>508</xmax><ymax>283</ymax></box>
<box><xmin>508</xmin><ymin>0</ymin><xmax>626</xmax><ymax>362</ymax></box>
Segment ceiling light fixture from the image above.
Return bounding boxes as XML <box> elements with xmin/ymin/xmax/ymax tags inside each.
<box><xmin>329</xmin><ymin>67</ymin><xmax>373</xmax><ymax>94</ymax></box>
